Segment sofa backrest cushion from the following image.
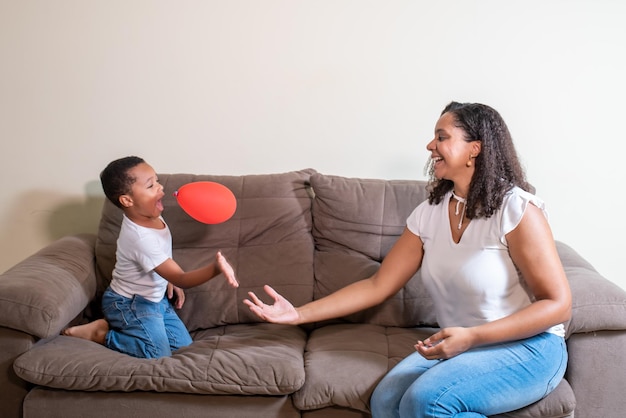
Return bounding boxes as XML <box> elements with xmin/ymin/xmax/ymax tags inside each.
<box><xmin>310</xmin><ymin>173</ymin><xmax>438</xmax><ymax>328</ymax></box>
<box><xmin>95</xmin><ymin>169</ymin><xmax>317</xmax><ymax>331</ymax></box>
<box><xmin>555</xmin><ymin>241</ymin><xmax>626</xmax><ymax>337</ymax></box>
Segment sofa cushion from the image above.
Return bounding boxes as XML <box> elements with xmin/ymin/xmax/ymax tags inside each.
<box><xmin>0</xmin><ymin>234</ymin><xmax>97</xmax><ymax>339</ymax></box>
<box><xmin>294</xmin><ymin>324</ymin><xmax>576</xmax><ymax>417</ymax></box>
<box><xmin>555</xmin><ymin>241</ymin><xmax>626</xmax><ymax>337</ymax></box>
<box><xmin>310</xmin><ymin>173</ymin><xmax>437</xmax><ymax>327</ymax></box>
<box><xmin>14</xmin><ymin>323</ymin><xmax>306</xmax><ymax>395</ymax></box>
<box><xmin>95</xmin><ymin>169</ymin><xmax>317</xmax><ymax>331</ymax></box>
<box><xmin>292</xmin><ymin>324</ymin><xmax>435</xmax><ymax>412</ymax></box>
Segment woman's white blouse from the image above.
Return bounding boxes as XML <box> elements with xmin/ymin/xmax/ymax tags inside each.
<box><xmin>406</xmin><ymin>187</ymin><xmax>565</xmax><ymax>337</ymax></box>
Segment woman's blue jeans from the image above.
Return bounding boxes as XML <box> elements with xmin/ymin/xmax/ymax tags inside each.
<box><xmin>370</xmin><ymin>332</ymin><xmax>567</xmax><ymax>418</ymax></box>
<box><xmin>102</xmin><ymin>287</ymin><xmax>193</xmax><ymax>359</ymax></box>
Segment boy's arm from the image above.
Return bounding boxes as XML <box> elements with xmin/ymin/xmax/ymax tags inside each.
<box><xmin>155</xmin><ymin>251</ymin><xmax>239</xmax><ymax>289</ymax></box>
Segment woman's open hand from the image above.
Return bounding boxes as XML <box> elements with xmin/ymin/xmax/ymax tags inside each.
<box><xmin>244</xmin><ymin>285</ymin><xmax>300</xmax><ymax>324</ymax></box>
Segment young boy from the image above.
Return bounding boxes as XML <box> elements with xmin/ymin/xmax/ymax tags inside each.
<box><xmin>63</xmin><ymin>156</ymin><xmax>239</xmax><ymax>358</ymax></box>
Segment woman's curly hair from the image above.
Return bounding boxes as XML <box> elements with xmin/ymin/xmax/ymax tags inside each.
<box><xmin>425</xmin><ymin>102</ymin><xmax>531</xmax><ymax>219</ymax></box>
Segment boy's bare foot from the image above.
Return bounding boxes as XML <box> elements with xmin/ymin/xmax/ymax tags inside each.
<box><xmin>62</xmin><ymin>319</ymin><xmax>109</xmax><ymax>345</ymax></box>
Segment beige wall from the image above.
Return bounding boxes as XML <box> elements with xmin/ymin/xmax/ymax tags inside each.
<box><xmin>1</xmin><ymin>1</ymin><xmax>624</xmax><ymax>289</ymax></box>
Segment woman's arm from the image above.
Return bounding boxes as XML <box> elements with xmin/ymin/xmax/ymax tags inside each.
<box><xmin>245</xmin><ymin>228</ymin><xmax>424</xmax><ymax>325</ymax></box>
<box><xmin>417</xmin><ymin>203</ymin><xmax>572</xmax><ymax>359</ymax></box>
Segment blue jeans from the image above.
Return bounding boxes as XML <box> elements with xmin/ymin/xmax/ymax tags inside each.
<box><xmin>102</xmin><ymin>287</ymin><xmax>193</xmax><ymax>359</ymax></box>
<box><xmin>370</xmin><ymin>332</ymin><xmax>567</xmax><ymax>418</ymax></box>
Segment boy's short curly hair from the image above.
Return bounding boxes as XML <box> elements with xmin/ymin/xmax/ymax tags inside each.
<box><xmin>100</xmin><ymin>156</ymin><xmax>145</xmax><ymax>209</ymax></box>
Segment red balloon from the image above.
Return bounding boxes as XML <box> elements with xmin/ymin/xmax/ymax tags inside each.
<box><xmin>173</xmin><ymin>181</ymin><xmax>237</xmax><ymax>224</ymax></box>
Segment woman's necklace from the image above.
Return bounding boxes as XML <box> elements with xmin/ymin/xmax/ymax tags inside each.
<box><xmin>451</xmin><ymin>190</ymin><xmax>466</xmax><ymax>230</ymax></box>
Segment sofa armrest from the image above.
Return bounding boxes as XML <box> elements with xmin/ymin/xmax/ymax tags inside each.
<box><xmin>556</xmin><ymin>241</ymin><xmax>626</xmax><ymax>337</ymax></box>
<box><xmin>0</xmin><ymin>234</ymin><xmax>97</xmax><ymax>339</ymax></box>
<box><xmin>566</xmin><ymin>330</ymin><xmax>626</xmax><ymax>417</ymax></box>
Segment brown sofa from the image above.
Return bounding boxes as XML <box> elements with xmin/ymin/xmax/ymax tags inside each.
<box><xmin>2</xmin><ymin>169</ymin><xmax>626</xmax><ymax>418</ymax></box>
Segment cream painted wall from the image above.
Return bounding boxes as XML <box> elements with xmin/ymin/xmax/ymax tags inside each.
<box><xmin>1</xmin><ymin>1</ymin><xmax>624</xmax><ymax>289</ymax></box>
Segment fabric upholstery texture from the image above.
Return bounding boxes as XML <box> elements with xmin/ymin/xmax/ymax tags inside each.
<box><xmin>23</xmin><ymin>388</ymin><xmax>301</xmax><ymax>418</ymax></box>
<box><xmin>14</xmin><ymin>323</ymin><xmax>306</xmax><ymax>395</ymax></box>
<box><xmin>310</xmin><ymin>173</ymin><xmax>436</xmax><ymax>327</ymax></box>
<box><xmin>0</xmin><ymin>234</ymin><xmax>96</xmax><ymax>339</ymax></box>
<box><xmin>556</xmin><ymin>241</ymin><xmax>626</xmax><ymax>337</ymax></box>
<box><xmin>293</xmin><ymin>324</ymin><xmax>437</xmax><ymax>412</ymax></box>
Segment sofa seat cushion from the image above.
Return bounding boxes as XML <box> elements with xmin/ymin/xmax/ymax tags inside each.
<box><xmin>293</xmin><ymin>324</ymin><xmax>575</xmax><ymax>417</ymax></box>
<box><xmin>14</xmin><ymin>323</ymin><xmax>306</xmax><ymax>395</ymax></box>
<box><xmin>293</xmin><ymin>324</ymin><xmax>436</xmax><ymax>412</ymax></box>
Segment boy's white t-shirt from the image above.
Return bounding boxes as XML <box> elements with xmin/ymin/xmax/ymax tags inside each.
<box><xmin>406</xmin><ymin>187</ymin><xmax>565</xmax><ymax>337</ymax></box>
<box><xmin>109</xmin><ymin>214</ymin><xmax>171</xmax><ymax>303</ymax></box>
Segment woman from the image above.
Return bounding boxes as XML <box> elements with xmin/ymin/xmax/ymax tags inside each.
<box><xmin>244</xmin><ymin>102</ymin><xmax>571</xmax><ymax>417</ymax></box>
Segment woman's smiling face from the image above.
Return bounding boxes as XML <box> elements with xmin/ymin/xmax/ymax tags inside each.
<box><xmin>426</xmin><ymin>111</ymin><xmax>478</xmax><ymax>184</ymax></box>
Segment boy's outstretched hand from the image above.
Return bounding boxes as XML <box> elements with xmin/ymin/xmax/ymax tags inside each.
<box><xmin>244</xmin><ymin>285</ymin><xmax>300</xmax><ymax>325</ymax></box>
<box><xmin>216</xmin><ymin>251</ymin><xmax>239</xmax><ymax>288</ymax></box>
